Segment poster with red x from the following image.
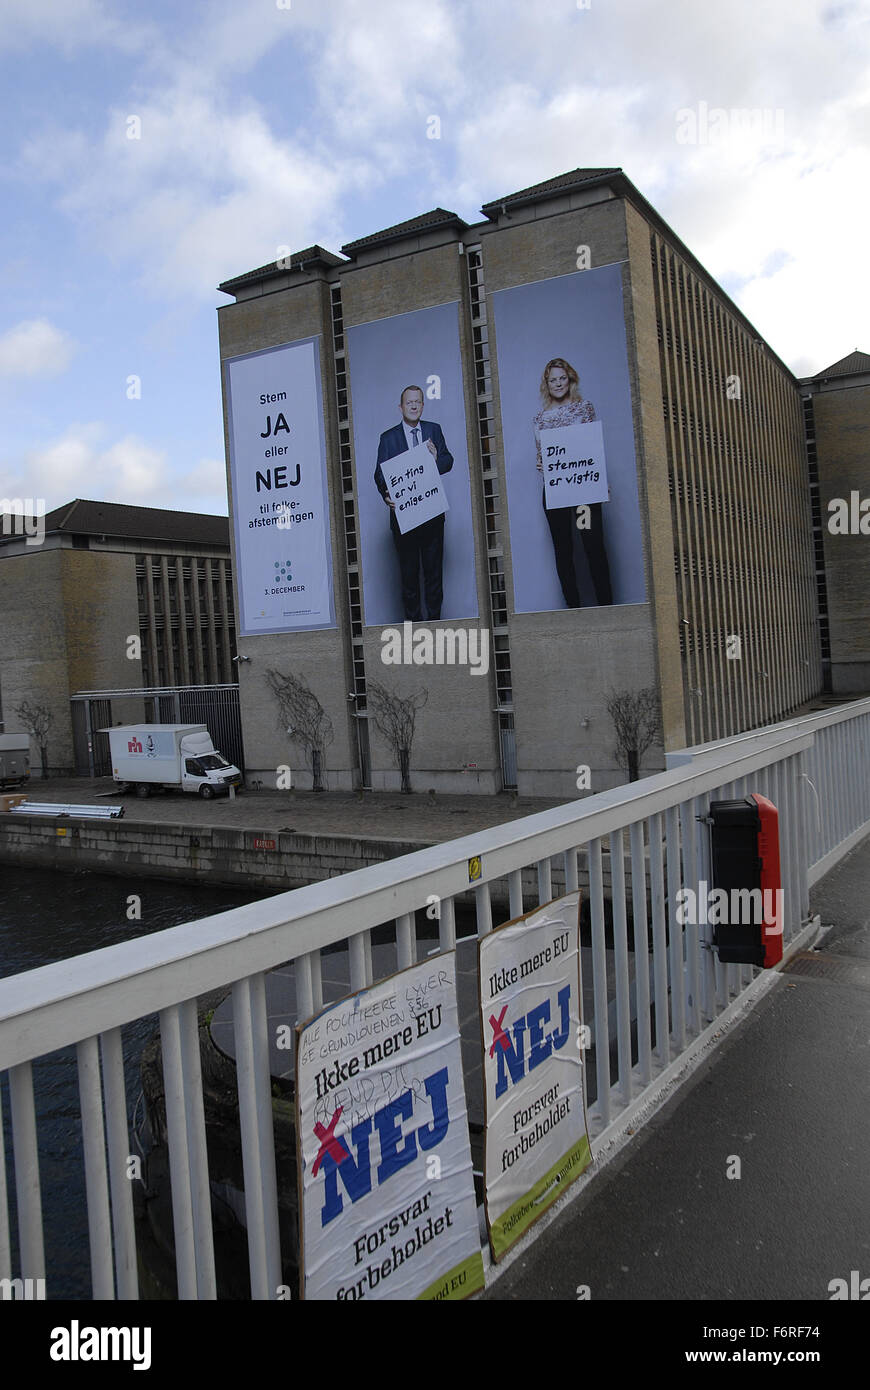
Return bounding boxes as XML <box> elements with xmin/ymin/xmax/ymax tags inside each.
<box><xmin>479</xmin><ymin>892</ymin><xmax>592</xmax><ymax>1261</ymax></box>
<box><xmin>296</xmin><ymin>954</ymin><xmax>485</xmax><ymax>1300</ymax></box>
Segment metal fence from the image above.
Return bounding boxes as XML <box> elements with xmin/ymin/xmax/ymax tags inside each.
<box><xmin>2</xmin><ymin>697</ymin><xmax>869</xmax><ymax>1300</ymax></box>
<box><xmin>70</xmin><ymin>685</ymin><xmax>244</xmax><ymax>777</ymax></box>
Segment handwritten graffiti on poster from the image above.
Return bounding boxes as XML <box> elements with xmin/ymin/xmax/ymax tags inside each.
<box><xmin>479</xmin><ymin>892</ymin><xmax>592</xmax><ymax>1260</ymax></box>
<box><xmin>296</xmin><ymin>955</ymin><xmax>484</xmax><ymax>1300</ymax></box>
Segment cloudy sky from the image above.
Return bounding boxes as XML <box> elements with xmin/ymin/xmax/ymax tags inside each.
<box><xmin>1</xmin><ymin>0</ymin><xmax>867</xmax><ymax>517</ymax></box>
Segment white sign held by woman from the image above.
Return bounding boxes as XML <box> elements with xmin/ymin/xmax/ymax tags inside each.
<box><xmin>542</xmin><ymin>421</ymin><xmax>609</xmax><ymax>508</ymax></box>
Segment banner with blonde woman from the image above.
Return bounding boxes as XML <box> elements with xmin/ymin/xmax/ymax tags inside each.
<box><xmin>491</xmin><ymin>263</ymin><xmax>646</xmax><ymax>612</ymax></box>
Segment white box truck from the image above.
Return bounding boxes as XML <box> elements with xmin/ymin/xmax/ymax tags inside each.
<box><xmin>0</xmin><ymin>733</ymin><xmax>30</xmax><ymax>789</ymax></box>
<box><xmin>104</xmin><ymin>725</ymin><xmax>242</xmax><ymax>799</ymax></box>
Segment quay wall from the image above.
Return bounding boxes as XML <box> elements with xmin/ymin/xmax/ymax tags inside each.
<box><xmin>0</xmin><ymin>814</ymin><xmax>424</xmax><ymax>893</ymax></box>
<box><xmin>0</xmin><ymin>815</ymin><xmax>629</xmax><ymax>912</ymax></box>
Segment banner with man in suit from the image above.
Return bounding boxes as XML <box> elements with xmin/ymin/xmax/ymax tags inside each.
<box><xmin>374</xmin><ymin>384</ymin><xmax>453</xmax><ymax>620</ymax></box>
<box><xmin>347</xmin><ymin>303</ymin><xmax>478</xmax><ymax>627</ymax></box>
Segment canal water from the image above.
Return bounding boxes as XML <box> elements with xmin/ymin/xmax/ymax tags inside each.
<box><xmin>0</xmin><ymin>864</ymin><xmax>274</xmax><ymax>1300</ymax></box>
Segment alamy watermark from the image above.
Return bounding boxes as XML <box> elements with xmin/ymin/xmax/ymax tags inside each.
<box><xmin>380</xmin><ymin>621</ymin><xmax>490</xmax><ymax>676</ymax></box>
<box><xmin>50</xmin><ymin>1321</ymin><xmax>151</xmax><ymax>1369</ymax></box>
<box><xmin>0</xmin><ymin>1277</ymin><xmax>45</xmax><ymax>1299</ymax></box>
<box><xmin>827</xmin><ymin>492</ymin><xmax>870</xmax><ymax>534</ymax></box>
<box><xmin>676</xmin><ymin>880</ymin><xmax>783</xmax><ymax>931</ymax></box>
<box><xmin>676</xmin><ymin>101</ymin><xmax>786</xmax><ymax>148</ymax></box>
<box><xmin>1</xmin><ymin>498</ymin><xmax>45</xmax><ymax>546</ymax></box>
<box><xmin>828</xmin><ymin>1270</ymin><xmax>870</xmax><ymax>1299</ymax></box>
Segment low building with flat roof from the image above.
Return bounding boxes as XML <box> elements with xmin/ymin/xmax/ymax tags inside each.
<box><xmin>0</xmin><ymin>499</ymin><xmax>237</xmax><ymax>774</ymax></box>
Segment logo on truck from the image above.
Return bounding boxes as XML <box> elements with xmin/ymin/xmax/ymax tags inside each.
<box><xmin>128</xmin><ymin>737</ymin><xmax>143</xmax><ymax>754</ymax></box>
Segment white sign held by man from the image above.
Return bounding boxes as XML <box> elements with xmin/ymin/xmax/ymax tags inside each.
<box><xmin>385</xmin><ymin>438</ymin><xmax>450</xmax><ymax>534</ymax></box>
<box><xmin>542</xmin><ymin>420</ymin><xmax>609</xmax><ymax>508</ymax></box>
<box><xmin>296</xmin><ymin>955</ymin><xmax>484</xmax><ymax>1300</ymax></box>
<box><xmin>479</xmin><ymin>892</ymin><xmax>592</xmax><ymax>1260</ymax></box>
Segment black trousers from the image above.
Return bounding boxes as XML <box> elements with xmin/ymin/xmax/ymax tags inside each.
<box><xmin>543</xmin><ymin>494</ymin><xmax>613</xmax><ymax>607</ymax></box>
<box><xmin>390</xmin><ymin>511</ymin><xmax>445</xmax><ymax>621</ymax></box>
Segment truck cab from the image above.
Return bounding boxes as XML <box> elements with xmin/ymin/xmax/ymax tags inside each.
<box><xmin>180</xmin><ymin>735</ymin><xmax>241</xmax><ymax>798</ymax></box>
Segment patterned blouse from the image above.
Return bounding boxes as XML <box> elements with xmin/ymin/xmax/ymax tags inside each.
<box><xmin>534</xmin><ymin>397</ymin><xmax>596</xmax><ymax>469</ymax></box>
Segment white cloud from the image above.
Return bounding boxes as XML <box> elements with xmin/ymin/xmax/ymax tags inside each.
<box><xmin>174</xmin><ymin>458</ymin><xmax>229</xmax><ymax>516</ymax></box>
<box><xmin>3</xmin><ymin>424</ymin><xmax>168</xmax><ymax>508</ymax></box>
<box><xmin>10</xmin><ymin>0</ymin><xmax>870</xmax><ymax>369</ymax></box>
<box><xmin>15</xmin><ymin>0</ymin><xmax>468</xmax><ymax>299</ymax></box>
<box><xmin>22</xmin><ymin>94</ymin><xmax>361</xmax><ymax>300</ymax></box>
<box><xmin>2</xmin><ymin>427</ymin><xmax>229</xmax><ymax>516</ymax></box>
<box><xmin>445</xmin><ymin>1</ymin><xmax>870</xmax><ymax>374</ymax></box>
<box><xmin>0</xmin><ymin>320</ymin><xmax>76</xmax><ymax>377</ymax></box>
<box><xmin>0</xmin><ymin>0</ymin><xmax>154</xmax><ymax>55</ymax></box>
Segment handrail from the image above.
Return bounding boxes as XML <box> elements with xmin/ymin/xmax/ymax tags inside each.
<box><xmin>2</xmin><ymin>698</ymin><xmax>870</xmax><ymax>1301</ymax></box>
<box><xmin>0</xmin><ymin>725</ymin><xmax>813</xmax><ymax>1070</ymax></box>
<box><xmin>672</xmin><ymin>694</ymin><xmax>870</xmax><ymax>758</ymax></box>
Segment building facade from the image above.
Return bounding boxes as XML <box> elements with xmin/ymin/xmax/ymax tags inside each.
<box><xmin>799</xmin><ymin>351</ymin><xmax>870</xmax><ymax>695</ymax></box>
<box><xmin>0</xmin><ymin>499</ymin><xmax>237</xmax><ymax>774</ymax></box>
<box><xmin>218</xmin><ymin>167</ymin><xmax>824</xmax><ymax>797</ymax></box>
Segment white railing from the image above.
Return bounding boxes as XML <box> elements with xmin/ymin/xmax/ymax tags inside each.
<box><xmin>2</xmin><ymin>700</ymin><xmax>870</xmax><ymax>1300</ymax></box>
<box><xmin>668</xmin><ymin>694</ymin><xmax>870</xmax><ymax>882</ymax></box>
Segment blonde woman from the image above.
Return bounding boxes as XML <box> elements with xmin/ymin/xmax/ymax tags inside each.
<box><xmin>534</xmin><ymin>358</ymin><xmax>612</xmax><ymax>607</ymax></box>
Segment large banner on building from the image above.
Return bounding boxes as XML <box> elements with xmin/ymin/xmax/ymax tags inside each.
<box><xmin>479</xmin><ymin>893</ymin><xmax>592</xmax><ymax>1260</ymax></box>
<box><xmin>347</xmin><ymin>303</ymin><xmax>478</xmax><ymax>625</ymax></box>
<box><xmin>491</xmin><ymin>263</ymin><xmax>646</xmax><ymax>612</ymax></box>
<box><xmin>296</xmin><ymin>955</ymin><xmax>485</xmax><ymax>1300</ymax></box>
<box><xmin>224</xmin><ymin>337</ymin><xmax>335</xmax><ymax>634</ymax></box>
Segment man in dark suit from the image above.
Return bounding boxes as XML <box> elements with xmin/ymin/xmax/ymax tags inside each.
<box><xmin>374</xmin><ymin>385</ymin><xmax>453</xmax><ymax>621</ymax></box>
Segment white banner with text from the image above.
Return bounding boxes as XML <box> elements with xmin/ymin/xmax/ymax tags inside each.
<box><xmin>479</xmin><ymin>892</ymin><xmax>592</xmax><ymax>1260</ymax></box>
<box><xmin>297</xmin><ymin>956</ymin><xmax>484</xmax><ymax>1300</ymax></box>
<box><xmin>225</xmin><ymin>337</ymin><xmax>335</xmax><ymax>633</ymax></box>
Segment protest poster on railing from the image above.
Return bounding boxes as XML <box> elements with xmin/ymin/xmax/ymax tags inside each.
<box><xmin>479</xmin><ymin>892</ymin><xmax>592</xmax><ymax>1260</ymax></box>
<box><xmin>296</xmin><ymin>955</ymin><xmax>485</xmax><ymax>1300</ymax></box>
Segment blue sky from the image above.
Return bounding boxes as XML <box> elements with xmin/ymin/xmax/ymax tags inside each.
<box><xmin>1</xmin><ymin>0</ymin><xmax>868</xmax><ymax>517</ymax></box>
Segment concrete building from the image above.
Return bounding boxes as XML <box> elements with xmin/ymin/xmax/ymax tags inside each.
<box><xmin>0</xmin><ymin>499</ymin><xmax>237</xmax><ymax>774</ymax></box>
<box><xmin>799</xmin><ymin>351</ymin><xmax>870</xmax><ymax>695</ymax></box>
<box><xmin>217</xmin><ymin>167</ymin><xmax>833</xmax><ymax>798</ymax></box>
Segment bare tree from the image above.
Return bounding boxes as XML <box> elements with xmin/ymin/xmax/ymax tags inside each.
<box><xmin>14</xmin><ymin>701</ymin><xmax>53</xmax><ymax>778</ymax></box>
<box><xmin>367</xmin><ymin>680</ymin><xmax>428</xmax><ymax>793</ymax></box>
<box><xmin>607</xmin><ymin>686</ymin><xmax>661</xmax><ymax>782</ymax></box>
<box><xmin>265</xmin><ymin>670</ymin><xmax>334</xmax><ymax>791</ymax></box>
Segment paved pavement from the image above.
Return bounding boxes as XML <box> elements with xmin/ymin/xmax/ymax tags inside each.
<box><xmin>15</xmin><ymin>776</ymin><xmax>564</xmax><ymax>844</ymax></box>
<box><xmin>481</xmin><ymin>836</ymin><xmax>870</xmax><ymax>1310</ymax></box>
